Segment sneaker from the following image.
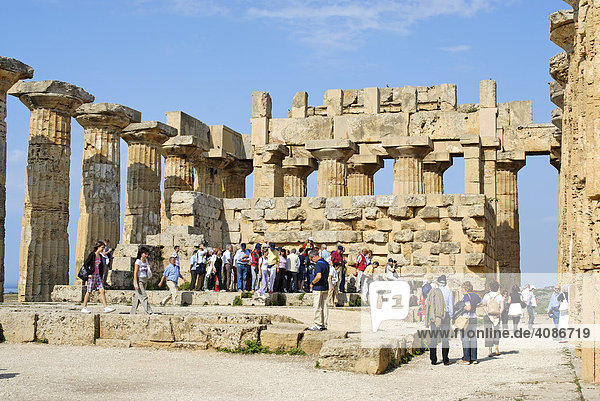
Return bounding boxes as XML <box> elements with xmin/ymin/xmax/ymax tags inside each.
<box><xmin>457</xmin><ymin>360</ymin><xmax>470</xmax><ymax>365</ymax></box>
<box><xmin>103</xmin><ymin>306</ymin><xmax>116</xmax><ymax>313</ymax></box>
<box><xmin>471</xmin><ymin>360</ymin><xmax>479</xmax><ymax>365</ymax></box>
<box><xmin>151</xmin><ymin>312</ymin><xmax>161</xmax><ymax>316</ymax></box>
<box><xmin>307</xmin><ymin>325</ymin><xmax>322</xmax><ymax>331</ymax></box>
<box><xmin>320</xmin><ymin>326</ymin><xmax>328</xmax><ymax>331</ymax></box>
<box><xmin>81</xmin><ymin>307</ymin><xmax>91</xmax><ymax>314</ymax></box>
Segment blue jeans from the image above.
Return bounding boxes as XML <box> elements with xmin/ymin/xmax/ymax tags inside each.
<box><xmin>237</xmin><ymin>264</ymin><xmax>249</xmax><ymax>291</ymax></box>
<box><xmin>462</xmin><ymin>319</ymin><xmax>478</xmax><ymax>361</ymax></box>
<box><xmin>527</xmin><ymin>305</ymin><xmax>535</xmax><ymax>327</ymax></box>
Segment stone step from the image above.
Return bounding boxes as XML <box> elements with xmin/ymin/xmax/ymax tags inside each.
<box><xmin>170</xmin><ymin>341</ymin><xmax>209</xmax><ymax>350</ymax></box>
<box><xmin>299</xmin><ymin>330</ymin><xmax>348</xmax><ymax>355</ymax></box>
<box><xmin>95</xmin><ymin>338</ymin><xmax>131</xmax><ymax>348</ymax></box>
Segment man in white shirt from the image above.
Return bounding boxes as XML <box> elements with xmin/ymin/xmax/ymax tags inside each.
<box><xmin>287</xmin><ymin>248</ymin><xmax>299</xmax><ymax>292</ymax></box>
<box><xmin>234</xmin><ymin>243</ymin><xmax>251</xmax><ymax>291</ymax></box>
<box><xmin>222</xmin><ymin>245</ymin><xmax>233</xmax><ymax>291</ymax></box>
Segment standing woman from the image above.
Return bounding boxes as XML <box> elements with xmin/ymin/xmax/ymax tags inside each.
<box><xmin>131</xmin><ymin>247</ymin><xmax>154</xmax><ymax>315</ymax></box>
<box><xmin>507</xmin><ymin>284</ymin><xmax>523</xmax><ymax>333</ymax></box>
<box><xmin>256</xmin><ymin>246</ymin><xmax>270</xmax><ymax>299</ymax></box>
<box><xmin>457</xmin><ymin>281</ymin><xmax>481</xmax><ymax>364</ymax></box>
<box><xmin>482</xmin><ymin>280</ymin><xmax>504</xmax><ymax>357</ymax></box>
<box><xmin>213</xmin><ymin>248</ymin><xmax>223</xmax><ymax>291</ymax></box>
<box><xmin>81</xmin><ymin>241</ymin><xmax>116</xmax><ymax>314</ymax></box>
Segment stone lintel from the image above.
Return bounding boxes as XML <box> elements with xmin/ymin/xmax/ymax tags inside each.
<box><xmin>75</xmin><ymin>103</ymin><xmax>141</xmax><ymax>129</ymax></box>
<box><xmin>497</xmin><ymin>150</ymin><xmax>526</xmax><ymax>171</ymax></box>
<box><xmin>0</xmin><ymin>56</ymin><xmax>34</xmax><ymax>89</ymax></box>
<box><xmin>348</xmin><ymin>154</ymin><xmax>383</xmax><ymax>168</ymax></box>
<box><xmin>121</xmin><ymin>120</ymin><xmax>177</xmax><ymax>144</ymax></box>
<box><xmin>9</xmin><ymin>80</ymin><xmax>94</xmax><ymax>112</ymax></box>
<box><xmin>423</xmin><ymin>151</ymin><xmax>451</xmax><ymax>164</ymax></box>
<box><xmin>481</xmin><ymin>137</ymin><xmax>500</xmax><ymax>149</ymax></box>
<box><xmin>165</xmin><ymin>111</ymin><xmax>211</xmax><ymax>151</ymax></box>
<box><xmin>459</xmin><ymin>135</ymin><xmax>481</xmax><ymax>147</ymax></box>
<box><xmin>282</xmin><ymin>157</ymin><xmax>318</xmax><ymax>169</ymax></box>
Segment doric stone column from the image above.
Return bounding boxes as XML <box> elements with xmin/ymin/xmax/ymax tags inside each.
<box><xmin>253</xmin><ymin>144</ymin><xmax>288</xmax><ymax>197</ymax></box>
<box><xmin>221</xmin><ymin>159</ymin><xmax>253</xmax><ymax>198</ymax></box>
<box><xmin>73</xmin><ymin>103</ymin><xmax>140</xmax><ymax>277</ymax></box>
<box><xmin>161</xmin><ymin>135</ymin><xmax>202</xmax><ymax>229</ymax></box>
<box><xmin>282</xmin><ymin>157</ymin><xmax>317</xmax><ymax>197</ymax></box>
<box><xmin>9</xmin><ymin>80</ymin><xmax>94</xmax><ymax>301</ymax></box>
<box><xmin>496</xmin><ymin>151</ymin><xmax>525</xmax><ymax>290</ymax></box>
<box><xmin>423</xmin><ymin>152</ymin><xmax>452</xmax><ymax>194</ymax></box>
<box><xmin>382</xmin><ymin>136</ymin><xmax>432</xmax><ymax>195</ymax></box>
<box><xmin>306</xmin><ymin>139</ymin><xmax>357</xmax><ymax>197</ymax></box>
<box><xmin>481</xmin><ymin>137</ymin><xmax>500</xmax><ymax>208</ymax></box>
<box><xmin>347</xmin><ymin>154</ymin><xmax>383</xmax><ymax>196</ymax></box>
<box><xmin>121</xmin><ymin>121</ymin><xmax>176</xmax><ymax>244</ymax></box>
<box><xmin>461</xmin><ymin>135</ymin><xmax>483</xmax><ymax>194</ymax></box>
<box><xmin>0</xmin><ymin>57</ymin><xmax>33</xmax><ymax>302</ymax></box>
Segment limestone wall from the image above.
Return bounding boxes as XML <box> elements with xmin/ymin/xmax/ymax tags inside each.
<box><xmin>222</xmin><ymin>193</ymin><xmax>496</xmax><ymax>289</ymax></box>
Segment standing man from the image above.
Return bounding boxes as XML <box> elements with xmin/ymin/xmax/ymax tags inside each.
<box><xmin>222</xmin><ymin>245</ymin><xmax>233</xmax><ymax>291</ymax></box>
<box><xmin>267</xmin><ymin>243</ymin><xmax>279</xmax><ymax>292</ymax></box>
<box><xmin>287</xmin><ymin>248</ymin><xmax>299</xmax><ymax>292</ymax></box>
<box><xmin>196</xmin><ymin>243</ymin><xmax>208</xmax><ymax>290</ymax></box>
<box><xmin>548</xmin><ymin>284</ymin><xmax>562</xmax><ymax>331</ymax></box>
<box><xmin>171</xmin><ymin>246</ymin><xmax>180</xmax><ymax>269</ymax></box>
<box><xmin>320</xmin><ymin>244</ymin><xmax>331</xmax><ymax>264</ymax></box>
<box><xmin>250</xmin><ymin>244</ymin><xmax>261</xmax><ymax>291</ymax></box>
<box><xmin>159</xmin><ymin>256</ymin><xmax>187</xmax><ymax>306</ymax></box>
<box><xmin>528</xmin><ymin>286</ymin><xmax>537</xmax><ymax>329</ymax></box>
<box><xmin>308</xmin><ymin>250</ymin><xmax>329</xmax><ymax>331</ymax></box>
<box><xmin>355</xmin><ymin>248</ymin><xmax>367</xmax><ymax>293</ymax></box>
<box><xmin>234</xmin><ymin>243</ymin><xmax>251</xmax><ymax>292</ymax></box>
<box><xmin>331</xmin><ymin>246</ymin><xmax>346</xmax><ymax>293</ymax></box>
<box><xmin>436</xmin><ymin>275</ymin><xmax>453</xmax><ymax>365</ymax></box>
<box><xmin>189</xmin><ymin>247</ymin><xmax>200</xmax><ymax>291</ymax></box>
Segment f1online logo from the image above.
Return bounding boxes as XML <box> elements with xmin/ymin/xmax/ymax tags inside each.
<box><xmin>369</xmin><ymin>280</ymin><xmax>411</xmax><ymax>332</ymax></box>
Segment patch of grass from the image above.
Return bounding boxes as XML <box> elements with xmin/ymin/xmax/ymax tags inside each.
<box><xmin>315</xmin><ymin>360</ymin><xmax>321</xmax><ymax>369</ymax></box>
<box><xmin>464</xmin><ymin>106</ymin><xmax>479</xmax><ymax>113</ymax></box>
<box><xmin>297</xmin><ymin>293</ymin><xmax>305</xmax><ymax>301</ymax></box>
<box><xmin>386</xmin><ymin>355</ymin><xmax>397</xmax><ymax>372</ymax></box>
<box><xmin>269</xmin><ymin>293</ymin><xmax>286</xmax><ymax>306</ymax></box>
<box><xmin>177</xmin><ymin>282</ymin><xmax>191</xmax><ymax>291</ymax></box>
<box><xmin>34</xmin><ymin>338</ymin><xmax>49</xmax><ymax>344</ymax></box>
<box><xmin>232</xmin><ymin>296</ymin><xmax>243</xmax><ymax>306</ymax></box>
<box><xmin>241</xmin><ymin>292</ymin><xmax>253</xmax><ymax>299</ymax></box>
<box><xmin>217</xmin><ymin>340</ymin><xmax>271</xmax><ymax>354</ymax></box>
<box><xmin>203</xmin><ymin>302</ymin><xmax>209</xmax><ymax>306</ymax></box>
<box><xmin>349</xmin><ymin>296</ymin><xmax>362</xmax><ymax>307</ymax></box>
<box><xmin>274</xmin><ymin>347</ymin><xmax>286</xmax><ymax>355</ymax></box>
<box><xmin>287</xmin><ymin>347</ymin><xmax>306</xmax><ymax>356</ymax></box>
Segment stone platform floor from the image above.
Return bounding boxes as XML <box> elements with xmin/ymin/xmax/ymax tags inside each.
<box><xmin>0</xmin><ymin>337</ymin><xmax>595</xmax><ymax>401</ymax></box>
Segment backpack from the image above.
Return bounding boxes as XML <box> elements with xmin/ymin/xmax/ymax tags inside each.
<box><xmin>487</xmin><ymin>294</ymin><xmax>501</xmax><ymax>316</ymax></box>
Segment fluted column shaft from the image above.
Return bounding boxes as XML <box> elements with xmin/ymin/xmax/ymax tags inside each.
<box><xmin>423</xmin><ymin>160</ymin><xmax>452</xmax><ymax>194</ymax></box>
<box><xmin>496</xmin><ymin>157</ymin><xmax>525</xmax><ymax>289</ymax></box>
<box><xmin>121</xmin><ymin>122</ymin><xmax>176</xmax><ymax>244</ymax></box>
<box><xmin>253</xmin><ymin>144</ymin><xmax>288</xmax><ymax>198</ymax></box>
<box><xmin>306</xmin><ymin>140</ymin><xmax>357</xmax><ymax>198</ymax></box>
<box><xmin>221</xmin><ymin>160</ymin><xmax>252</xmax><ymax>198</ymax></box>
<box><xmin>10</xmin><ymin>80</ymin><xmax>93</xmax><ymax>302</ymax></box>
<box><xmin>283</xmin><ymin>166</ymin><xmax>313</xmax><ymax>197</ymax></box>
<box><xmin>74</xmin><ymin>104</ymin><xmax>140</xmax><ymax>277</ymax></box>
<box><xmin>382</xmin><ymin>137</ymin><xmax>432</xmax><ymax>196</ymax></box>
<box><xmin>0</xmin><ymin>58</ymin><xmax>33</xmax><ymax>301</ymax></box>
<box><xmin>348</xmin><ymin>163</ymin><xmax>381</xmax><ymax>196</ymax></box>
<box><xmin>163</xmin><ymin>154</ymin><xmax>194</xmax><ymax>228</ymax></box>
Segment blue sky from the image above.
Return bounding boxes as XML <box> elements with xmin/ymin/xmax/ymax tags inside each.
<box><xmin>2</xmin><ymin>0</ymin><xmax>564</xmax><ymax>289</ymax></box>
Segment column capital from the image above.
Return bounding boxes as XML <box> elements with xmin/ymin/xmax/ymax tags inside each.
<box><xmin>257</xmin><ymin>143</ymin><xmax>289</xmax><ymax>164</ymax></box>
<box><xmin>121</xmin><ymin>121</ymin><xmax>177</xmax><ymax>145</ymax></box>
<box><xmin>161</xmin><ymin>135</ymin><xmax>203</xmax><ymax>159</ymax></box>
<box><xmin>0</xmin><ymin>56</ymin><xmax>33</xmax><ymax>91</ymax></box>
<box><xmin>305</xmin><ymin>139</ymin><xmax>357</xmax><ymax>162</ymax></box>
<box><xmin>75</xmin><ymin>103</ymin><xmax>141</xmax><ymax>130</ymax></box>
<box><xmin>497</xmin><ymin>151</ymin><xmax>526</xmax><ymax>172</ymax></box>
<box><xmin>222</xmin><ymin>158</ymin><xmax>253</xmax><ymax>177</ymax></box>
<box><xmin>382</xmin><ymin>136</ymin><xmax>432</xmax><ymax>158</ymax></box>
<box><xmin>9</xmin><ymin>80</ymin><xmax>94</xmax><ymax>113</ymax></box>
<box><xmin>348</xmin><ymin>154</ymin><xmax>384</xmax><ymax>173</ymax></box>
<box><xmin>423</xmin><ymin>151</ymin><xmax>453</xmax><ymax>171</ymax></box>
<box><xmin>282</xmin><ymin>156</ymin><xmax>318</xmax><ymax>170</ymax></box>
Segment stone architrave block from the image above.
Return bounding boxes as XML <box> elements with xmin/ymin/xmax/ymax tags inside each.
<box><xmin>264</xmin><ymin>209</ymin><xmax>288</xmax><ymax>221</ymax></box>
<box><xmin>0</xmin><ymin>312</ymin><xmax>37</xmax><ymax>342</ymax></box>
<box><xmin>405</xmin><ymin>195</ymin><xmax>427</xmax><ymax>207</ymax></box>
<box><xmin>255</xmin><ymin>198</ymin><xmax>276</xmax><ymax>209</ymax></box>
<box><xmin>414</xmin><ymin>230</ymin><xmax>440</xmax><ymax>243</ymax></box>
<box><xmin>308</xmin><ymin>197</ymin><xmax>327</xmax><ymax>209</ymax></box>
<box><xmin>288</xmin><ymin>208</ymin><xmax>307</xmax><ymax>221</ymax></box>
<box><xmin>392</xmin><ymin>230</ymin><xmax>414</xmax><ymax>243</ymax></box>
<box><xmin>417</xmin><ymin>206</ymin><xmax>440</xmax><ymax>219</ymax></box>
<box><xmin>300</xmin><ymin>330</ymin><xmax>348</xmax><ymax>355</ymax></box>
<box><xmin>324</xmin><ymin>208</ymin><xmax>362</xmax><ymax>220</ymax></box>
<box><xmin>465</xmin><ymin>253</ymin><xmax>485</xmax><ymax>266</ymax></box>
<box><xmin>223</xmin><ymin>198</ymin><xmax>252</xmax><ymax>211</ymax></box>
<box><xmin>388</xmin><ymin>206</ymin><xmax>411</xmax><ymax>219</ymax></box>
<box><xmin>241</xmin><ymin>209</ymin><xmax>265</xmax><ymax>221</ymax></box>
<box><xmin>260</xmin><ymin>329</ymin><xmax>304</xmax><ymax>351</ymax></box>
<box><xmin>375</xmin><ymin>195</ymin><xmax>396</xmax><ymax>208</ymax></box>
<box><xmin>285</xmin><ymin>197</ymin><xmax>302</xmax><ymax>209</ymax></box>
<box><xmin>351</xmin><ymin>196</ymin><xmax>376</xmax><ymax>208</ymax></box>
<box><xmin>36</xmin><ymin>313</ymin><xmax>99</xmax><ymax>345</ymax></box>
<box><xmin>364</xmin><ymin>231</ymin><xmax>388</xmax><ymax>243</ymax></box>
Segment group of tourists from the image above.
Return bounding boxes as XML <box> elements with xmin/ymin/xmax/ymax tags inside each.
<box><xmin>422</xmin><ymin>276</ymin><xmax>569</xmax><ymax>366</ymax></box>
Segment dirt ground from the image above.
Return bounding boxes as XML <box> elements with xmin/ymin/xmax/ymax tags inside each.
<box><xmin>1</xmin><ymin>302</ymin><xmax>598</xmax><ymax>400</ymax></box>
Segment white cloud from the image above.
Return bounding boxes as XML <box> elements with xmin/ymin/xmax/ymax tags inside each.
<box><xmin>440</xmin><ymin>44</ymin><xmax>471</xmax><ymax>53</ymax></box>
<box><xmin>129</xmin><ymin>0</ymin><xmax>504</xmax><ymax>48</ymax></box>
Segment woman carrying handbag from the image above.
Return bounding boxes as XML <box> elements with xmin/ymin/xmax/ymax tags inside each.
<box><xmin>457</xmin><ymin>281</ymin><xmax>481</xmax><ymax>365</ymax></box>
